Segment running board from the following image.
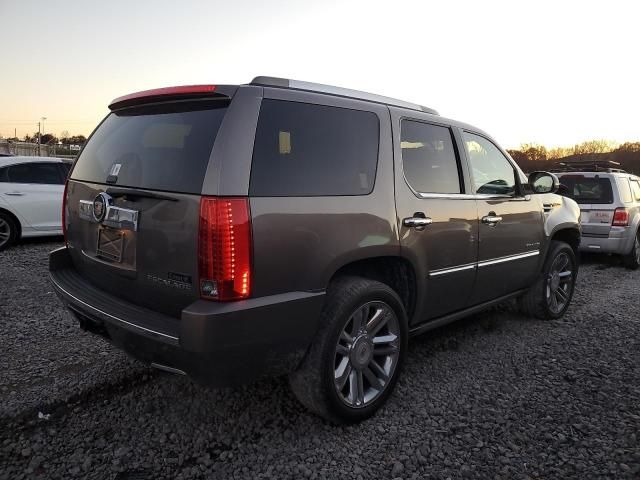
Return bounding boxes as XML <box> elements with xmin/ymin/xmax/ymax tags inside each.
<box><xmin>409</xmin><ymin>289</ymin><xmax>527</xmax><ymax>337</ymax></box>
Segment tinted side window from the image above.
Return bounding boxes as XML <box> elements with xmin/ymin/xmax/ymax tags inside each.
<box><xmin>250</xmin><ymin>100</ymin><xmax>379</xmax><ymax>196</ymax></box>
<box><xmin>463</xmin><ymin>132</ymin><xmax>516</xmax><ymax>195</ymax></box>
<box><xmin>7</xmin><ymin>162</ymin><xmax>64</xmax><ymax>184</ymax></box>
<box><xmin>400</xmin><ymin>120</ymin><xmax>461</xmax><ymax>194</ymax></box>
<box><xmin>59</xmin><ymin>162</ymin><xmax>72</xmax><ymax>179</ymax></box>
<box><xmin>0</xmin><ymin>167</ymin><xmax>7</xmax><ymax>182</ymax></box>
<box><xmin>631</xmin><ymin>179</ymin><xmax>640</xmax><ymax>201</ymax></box>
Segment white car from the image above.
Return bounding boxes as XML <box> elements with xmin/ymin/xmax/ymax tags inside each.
<box><xmin>0</xmin><ymin>156</ymin><xmax>71</xmax><ymax>250</ymax></box>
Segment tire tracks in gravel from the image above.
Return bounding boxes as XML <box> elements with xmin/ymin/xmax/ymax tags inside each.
<box><xmin>0</xmin><ymin>368</ymin><xmax>158</xmax><ymax>434</ymax></box>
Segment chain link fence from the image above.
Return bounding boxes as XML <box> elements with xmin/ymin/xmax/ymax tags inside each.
<box><xmin>0</xmin><ymin>141</ymin><xmax>78</xmax><ymax>159</ymax></box>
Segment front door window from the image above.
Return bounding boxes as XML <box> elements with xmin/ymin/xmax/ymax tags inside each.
<box><xmin>463</xmin><ymin>132</ymin><xmax>516</xmax><ymax>196</ymax></box>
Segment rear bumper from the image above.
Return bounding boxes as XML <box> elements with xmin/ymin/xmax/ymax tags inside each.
<box><xmin>579</xmin><ymin>227</ymin><xmax>634</xmax><ymax>255</ymax></box>
<box><xmin>49</xmin><ymin>247</ymin><xmax>325</xmax><ymax>387</ymax></box>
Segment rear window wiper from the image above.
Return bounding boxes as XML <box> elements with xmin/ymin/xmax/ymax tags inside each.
<box><xmin>105</xmin><ymin>187</ymin><xmax>179</xmax><ymax>202</ymax></box>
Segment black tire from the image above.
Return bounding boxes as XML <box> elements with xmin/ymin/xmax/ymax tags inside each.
<box><xmin>622</xmin><ymin>231</ymin><xmax>640</xmax><ymax>270</ymax></box>
<box><xmin>518</xmin><ymin>241</ymin><xmax>577</xmax><ymax>320</ymax></box>
<box><xmin>289</xmin><ymin>276</ymin><xmax>408</xmax><ymax>424</ymax></box>
<box><xmin>0</xmin><ymin>211</ymin><xmax>18</xmax><ymax>251</ymax></box>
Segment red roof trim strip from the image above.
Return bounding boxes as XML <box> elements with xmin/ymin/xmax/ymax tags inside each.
<box><xmin>109</xmin><ymin>85</ymin><xmax>217</xmax><ymax>108</ymax></box>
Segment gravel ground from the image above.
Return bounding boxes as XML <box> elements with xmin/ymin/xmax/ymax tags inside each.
<box><xmin>0</xmin><ymin>239</ymin><xmax>639</xmax><ymax>480</ymax></box>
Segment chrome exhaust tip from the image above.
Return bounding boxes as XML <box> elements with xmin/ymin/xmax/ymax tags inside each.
<box><xmin>150</xmin><ymin>363</ymin><xmax>186</xmax><ymax>376</ymax></box>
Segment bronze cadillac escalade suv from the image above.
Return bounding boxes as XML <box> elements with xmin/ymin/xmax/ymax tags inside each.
<box><xmin>49</xmin><ymin>77</ymin><xmax>581</xmax><ymax>423</ymax></box>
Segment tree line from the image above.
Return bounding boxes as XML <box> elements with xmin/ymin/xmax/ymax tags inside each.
<box><xmin>508</xmin><ymin>140</ymin><xmax>640</xmax><ymax>175</ymax></box>
<box><xmin>1</xmin><ymin>130</ymin><xmax>87</xmax><ymax>145</ymax></box>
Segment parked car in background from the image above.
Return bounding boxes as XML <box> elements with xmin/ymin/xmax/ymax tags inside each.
<box><xmin>555</xmin><ymin>162</ymin><xmax>640</xmax><ymax>269</ymax></box>
<box><xmin>0</xmin><ymin>156</ymin><xmax>70</xmax><ymax>250</ymax></box>
<box><xmin>49</xmin><ymin>77</ymin><xmax>581</xmax><ymax>423</ymax></box>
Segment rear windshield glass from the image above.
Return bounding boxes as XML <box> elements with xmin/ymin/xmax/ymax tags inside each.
<box><xmin>558</xmin><ymin>176</ymin><xmax>614</xmax><ymax>204</ymax></box>
<box><xmin>71</xmin><ymin>101</ymin><xmax>227</xmax><ymax>194</ymax></box>
<box><xmin>250</xmin><ymin>99</ymin><xmax>379</xmax><ymax>196</ymax></box>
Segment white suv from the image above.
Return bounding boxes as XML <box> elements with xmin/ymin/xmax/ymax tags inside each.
<box><xmin>556</xmin><ymin>164</ymin><xmax>640</xmax><ymax>269</ymax></box>
<box><xmin>0</xmin><ymin>156</ymin><xmax>70</xmax><ymax>250</ymax></box>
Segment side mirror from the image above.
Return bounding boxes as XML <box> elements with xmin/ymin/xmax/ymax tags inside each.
<box><xmin>528</xmin><ymin>171</ymin><xmax>559</xmax><ymax>194</ymax></box>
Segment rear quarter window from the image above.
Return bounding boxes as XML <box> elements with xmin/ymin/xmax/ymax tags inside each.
<box><xmin>617</xmin><ymin>177</ymin><xmax>633</xmax><ymax>203</ymax></box>
<box><xmin>557</xmin><ymin>175</ymin><xmax>614</xmax><ymax>204</ymax></box>
<box><xmin>70</xmin><ymin>101</ymin><xmax>227</xmax><ymax>194</ymax></box>
<box><xmin>631</xmin><ymin>179</ymin><xmax>640</xmax><ymax>201</ymax></box>
<box><xmin>250</xmin><ymin>99</ymin><xmax>379</xmax><ymax>196</ymax></box>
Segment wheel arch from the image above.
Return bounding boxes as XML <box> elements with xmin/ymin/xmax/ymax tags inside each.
<box><xmin>625</xmin><ymin>212</ymin><xmax>640</xmax><ymax>253</ymax></box>
<box><xmin>550</xmin><ymin>227</ymin><xmax>581</xmax><ymax>255</ymax></box>
<box><xmin>328</xmin><ymin>256</ymin><xmax>417</xmax><ymax>320</ymax></box>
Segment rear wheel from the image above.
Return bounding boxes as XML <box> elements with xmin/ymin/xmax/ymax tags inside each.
<box><xmin>0</xmin><ymin>212</ymin><xmax>18</xmax><ymax>251</ymax></box>
<box><xmin>622</xmin><ymin>232</ymin><xmax>640</xmax><ymax>270</ymax></box>
<box><xmin>519</xmin><ymin>241</ymin><xmax>577</xmax><ymax>320</ymax></box>
<box><xmin>289</xmin><ymin>277</ymin><xmax>408</xmax><ymax>424</ymax></box>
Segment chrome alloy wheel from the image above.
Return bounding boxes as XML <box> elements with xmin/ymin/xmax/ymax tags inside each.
<box><xmin>0</xmin><ymin>217</ymin><xmax>11</xmax><ymax>248</ymax></box>
<box><xmin>333</xmin><ymin>301</ymin><xmax>401</xmax><ymax>408</ymax></box>
<box><xmin>546</xmin><ymin>252</ymin><xmax>573</xmax><ymax>314</ymax></box>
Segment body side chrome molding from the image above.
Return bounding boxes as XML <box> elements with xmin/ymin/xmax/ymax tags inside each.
<box><xmin>477</xmin><ymin>250</ymin><xmax>539</xmax><ymax>267</ymax></box>
<box><xmin>429</xmin><ymin>263</ymin><xmax>477</xmax><ymax>277</ymax></box>
<box><xmin>428</xmin><ymin>250</ymin><xmax>540</xmax><ymax>276</ymax></box>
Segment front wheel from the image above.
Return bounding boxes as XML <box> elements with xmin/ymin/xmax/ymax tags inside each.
<box><xmin>289</xmin><ymin>277</ymin><xmax>408</xmax><ymax>424</ymax></box>
<box><xmin>622</xmin><ymin>232</ymin><xmax>640</xmax><ymax>270</ymax></box>
<box><xmin>518</xmin><ymin>241</ymin><xmax>577</xmax><ymax>320</ymax></box>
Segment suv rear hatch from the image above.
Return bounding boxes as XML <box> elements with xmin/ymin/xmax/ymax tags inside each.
<box><xmin>557</xmin><ymin>174</ymin><xmax>615</xmax><ymax>236</ymax></box>
<box><xmin>65</xmin><ymin>87</ymin><xmax>231</xmax><ymax>317</ymax></box>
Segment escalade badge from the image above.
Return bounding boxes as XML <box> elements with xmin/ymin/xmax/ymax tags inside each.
<box><xmin>92</xmin><ymin>192</ymin><xmax>112</xmax><ymax>223</ymax></box>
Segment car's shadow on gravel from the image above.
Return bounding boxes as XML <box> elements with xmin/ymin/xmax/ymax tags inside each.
<box><xmin>579</xmin><ymin>251</ymin><xmax>624</xmax><ymax>269</ymax></box>
<box><xmin>13</xmin><ymin>235</ymin><xmax>64</xmax><ymax>248</ymax></box>
<box><xmin>92</xmin><ymin>303</ymin><xmax>529</xmax><ymax>438</ymax></box>
<box><xmin>4</xmin><ymin>261</ymin><xmax>639</xmax><ymax>479</ymax></box>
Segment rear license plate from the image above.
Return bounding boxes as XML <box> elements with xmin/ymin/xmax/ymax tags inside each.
<box><xmin>96</xmin><ymin>228</ymin><xmax>124</xmax><ymax>262</ymax></box>
<box><xmin>589</xmin><ymin>211</ymin><xmax>611</xmax><ymax>223</ymax></box>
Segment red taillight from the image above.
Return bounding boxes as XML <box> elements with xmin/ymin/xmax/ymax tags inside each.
<box><xmin>109</xmin><ymin>85</ymin><xmax>217</xmax><ymax>110</ymax></box>
<box><xmin>62</xmin><ymin>180</ymin><xmax>69</xmax><ymax>245</ymax></box>
<box><xmin>198</xmin><ymin>197</ymin><xmax>251</xmax><ymax>301</ymax></box>
<box><xmin>612</xmin><ymin>208</ymin><xmax>629</xmax><ymax>226</ymax></box>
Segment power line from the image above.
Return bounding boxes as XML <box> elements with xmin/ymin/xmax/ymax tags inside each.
<box><xmin>0</xmin><ymin>121</ymin><xmax>97</xmax><ymax>124</ymax></box>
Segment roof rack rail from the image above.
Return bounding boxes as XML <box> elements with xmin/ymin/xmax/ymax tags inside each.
<box><xmin>250</xmin><ymin>76</ymin><xmax>439</xmax><ymax>115</ymax></box>
<box><xmin>551</xmin><ymin>160</ymin><xmax>627</xmax><ymax>174</ymax></box>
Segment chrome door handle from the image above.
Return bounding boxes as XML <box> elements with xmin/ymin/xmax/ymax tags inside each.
<box><xmin>5</xmin><ymin>192</ymin><xmax>25</xmax><ymax>196</ymax></box>
<box><xmin>403</xmin><ymin>216</ymin><xmax>433</xmax><ymax>228</ymax></box>
<box><xmin>482</xmin><ymin>214</ymin><xmax>503</xmax><ymax>225</ymax></box>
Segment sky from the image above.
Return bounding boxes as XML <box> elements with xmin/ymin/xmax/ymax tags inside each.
<box><xmin>0</xmin><ymin>0</ymin><xmax>638</xmax><ymax>149</ymax></box>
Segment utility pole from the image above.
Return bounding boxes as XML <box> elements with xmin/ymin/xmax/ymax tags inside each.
<box><xmin>41</xmin><ymin>117</ymin><xmax>47</xmax><ymax>157</ymax></box>
<box><xmin>38</xmin><ymin>121</ymin><xmax>41</xmax><ymax>156</ymax></box>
